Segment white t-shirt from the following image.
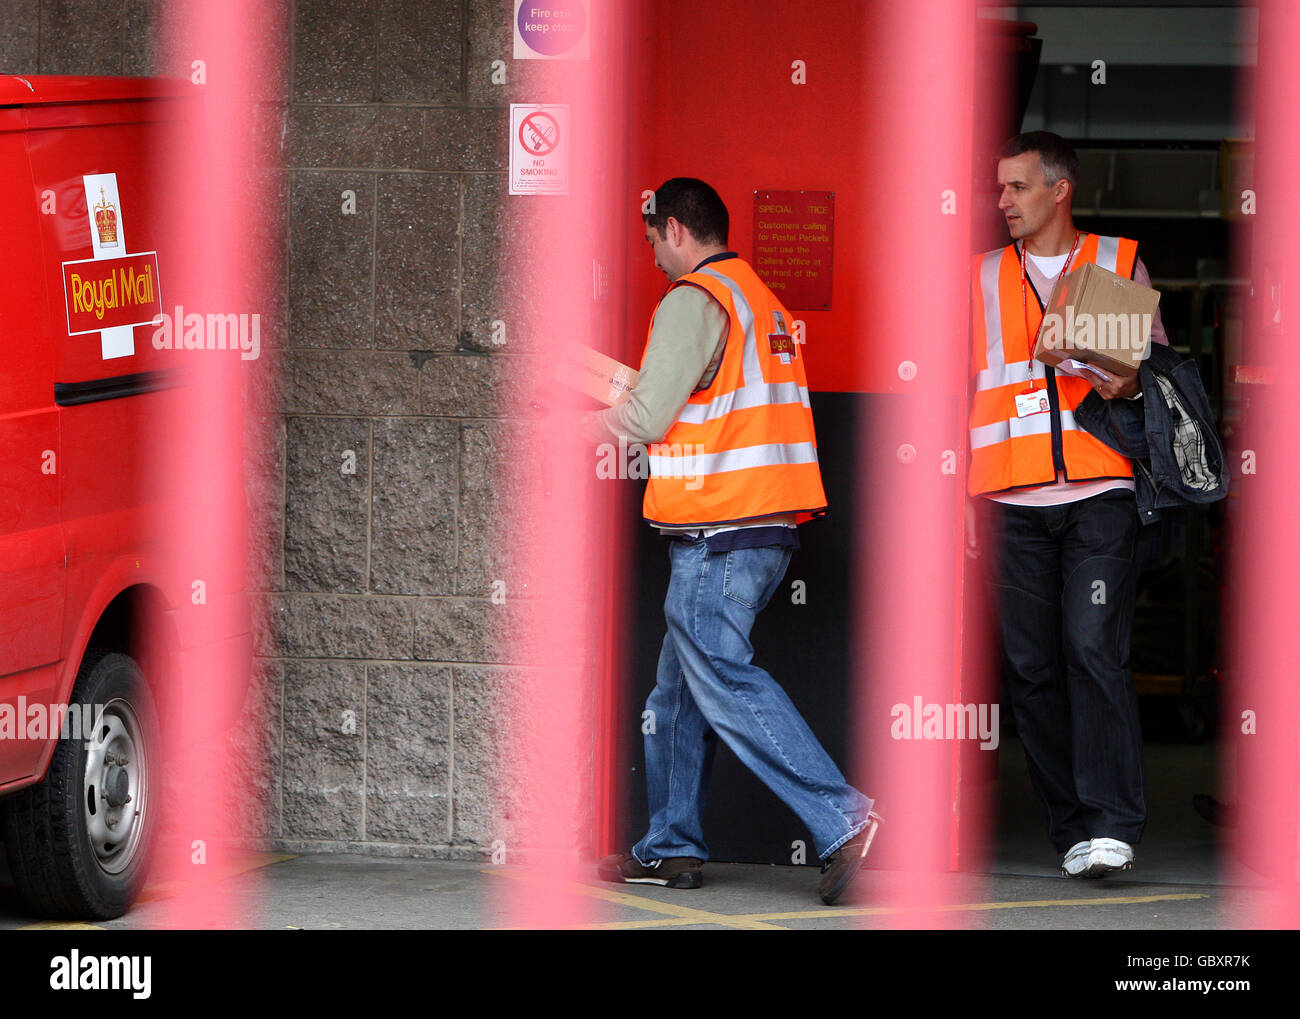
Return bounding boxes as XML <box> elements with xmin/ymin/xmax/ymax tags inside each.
<box><xmin>984</xmin><ymin>246</ymin><xmax>1138</xmax><ymax>507</ymax></box>
<box><xmin>1027</xmin><ymin>251</ymin><xmax>1070</xmax><ymax>276</ymax></box>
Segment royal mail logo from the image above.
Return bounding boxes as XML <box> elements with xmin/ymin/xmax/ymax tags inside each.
<box><xmin>62</xmin><ymin>252</ymin><xmax>163</xmax><ymax>336</ymax></box>
<box><xmin>68</xmin><ymin>171</ymin><xmax>159</xmax><ymax>359</ymax></box>
<box><xmin>93</xmin><ymin>186</ymin><xmax>119</xmax><ymax>247</ymax></box>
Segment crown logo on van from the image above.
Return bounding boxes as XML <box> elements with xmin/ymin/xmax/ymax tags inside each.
<box><xmin>94</xmin><ymin>187</ymin><xmax>118</xmax><ymax>247</ymax></box>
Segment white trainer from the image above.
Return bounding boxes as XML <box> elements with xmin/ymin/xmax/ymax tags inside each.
<box><xmin>1061</xmin><ymin>840</ymin><xmax>1093</xmax><ymax>878</ymax></box>
<box><xmin>1087</xmin><ymin>837</ymin><xmax>1135</xmax><ymax>876</ymax></box>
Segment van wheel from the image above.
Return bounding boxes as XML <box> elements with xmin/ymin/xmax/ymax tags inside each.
<box><xmin>0</xmin><ymin>649</ymin><xmax>159</xmax><ymax>920</ymax></box>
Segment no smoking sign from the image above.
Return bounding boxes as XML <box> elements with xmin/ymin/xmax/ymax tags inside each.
<box><xmin>520</xmin><ymin>110</ymin><xmax>558</xmax><ymax>155</ymax></box>
<box><xmin>509</xmin><ymin>103</ymin><xmax>569</xmax><ymax>196</ymax></box>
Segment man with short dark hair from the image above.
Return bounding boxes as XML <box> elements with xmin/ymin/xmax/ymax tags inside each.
<box><xmin>588</xmin><ymin>177</ymin><xmax>878</xmax><ymax>905</ymax></box>
<box><xmin>966</xmin><ymin>132</ymin><xmax>1169</xmax><ymax>878</ymax></box>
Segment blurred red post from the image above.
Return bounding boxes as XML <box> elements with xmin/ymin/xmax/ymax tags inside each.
<box><xmin>855</xmin><ymin>0</ymin><xmax>988</xmax><ymax>927</ymax></box>
<box><xmin>497</xmin><ymin>1</ymin><xmax>642</xmax><ymax>929</ymax></box>
<box><xmin>1226</xmin><ymin>0</ymin><xmax>1300</xmax><ymax>927</ymax></box>
<box><xmin>150</xmin><ymin>0</ymin><xmax>283</xmax><ymax>928</ymax></box>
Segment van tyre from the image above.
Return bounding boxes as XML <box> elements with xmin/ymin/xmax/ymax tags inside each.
<box><xmin>0</xmin><ymin>649</ymin><xmax>159</xmax><ymax>920</ymax></box>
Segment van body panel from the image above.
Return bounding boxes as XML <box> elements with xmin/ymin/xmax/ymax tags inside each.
<box><xmin>0</xmin><ymin>74</ymin><xmax>251</xmax><ymax>794</ymax></box>
<box><xmin>0</xmin><ymin>75</ymin><xmax>192</xmax><ymax>108</ymax></box>
<box><xmin>0</xmin><ymin>123</ymin><xmax>65</xmax><ymax>781</ymax></box>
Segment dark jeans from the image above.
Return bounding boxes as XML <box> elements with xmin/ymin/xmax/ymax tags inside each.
<box><xmin>980</xmin><ymin>489</ymin><xmax>1147</xmax><ymax>852</ymax></box>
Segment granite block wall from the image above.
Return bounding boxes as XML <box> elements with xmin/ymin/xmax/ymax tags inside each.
<box><xmin>1</xmin><ymin>0</ymin><xmax>527</xmax><ymax>859</ymax></box>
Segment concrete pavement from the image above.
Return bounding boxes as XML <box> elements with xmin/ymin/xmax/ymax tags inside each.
<box><xmin>0</xmin><ymin>848</ymin><xmax>1267</xmax><ymax>930</ymax></box>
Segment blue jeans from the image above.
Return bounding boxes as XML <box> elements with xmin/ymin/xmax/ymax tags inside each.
<box><xmin>632</xmin><ymin>538</ymin><xmax>874</xmax><ymax>863</ymax></box>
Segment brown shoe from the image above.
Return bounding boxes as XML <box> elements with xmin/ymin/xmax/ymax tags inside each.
<box><xmin>818</xmin><ymin>813</ymin><xmax>881</xmax><ymax>905</ymax></box>
<box><xmin>597</xmin><ymin>852</ymin><xmax>703</xmax><ymax>889</ymax></box>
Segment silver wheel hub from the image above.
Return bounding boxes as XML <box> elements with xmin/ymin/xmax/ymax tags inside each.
<box><xmin>82</xmin><ymin>697</ymin><xmax>147</xmax><ymax>875</ymax></box>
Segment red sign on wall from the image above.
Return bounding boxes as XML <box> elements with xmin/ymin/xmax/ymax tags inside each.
<box><xmin>61</xmin><ymin>251</ymin><xmax>162</xmax><ymax>336</ymax></box>
<box><xmin>752</xmin><ymin>190</ymin><xmax>834</xmax><ymax>310</ymax></box>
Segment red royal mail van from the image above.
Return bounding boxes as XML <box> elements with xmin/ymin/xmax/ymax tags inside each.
<box><xmin>0</xmin><ymin>75</ymin><xmax>252</xmax><ymax>920</ymax></box>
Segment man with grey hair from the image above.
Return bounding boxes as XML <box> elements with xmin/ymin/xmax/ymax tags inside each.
<box><xmin>965</xmin><ymin>131</ymin><xmax>1169</xmax><ymax>879</ymax></box>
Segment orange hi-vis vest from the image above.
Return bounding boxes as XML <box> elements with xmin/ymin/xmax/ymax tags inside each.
<box><xmin>967</xmin><ymin>233</ymin><xmax>1139</xmax><ymax>497</ymax></box>
<box><xmin>641</xmin><ymin>256</ymin><xmax>828</xmax><ymax>528</ymax></box>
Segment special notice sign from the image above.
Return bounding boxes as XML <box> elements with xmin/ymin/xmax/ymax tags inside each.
<box><xmin>752</xmin><ymin>190</ymin><xmax>834</xmax><ymax>311</ymax></box>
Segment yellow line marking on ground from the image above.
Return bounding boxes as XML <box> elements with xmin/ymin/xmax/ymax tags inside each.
<box><xmin>709</xmin><ymin>891</ymin><xmax>1211</xmax><ymax>925</ymax></box>
<box><xmin>19</xmin><ymin>921</ymin><xmax>106</xmax><ymax>930</ymax></box>
<box><xmin>482</xmin><ymin>867</ymin><xmax>790</xmax><ymax>929</ymax></box>
<box><xmin>482</xmin><ymin>873</ymin><xmax>1209</xmax><ymax>930</ymax></box>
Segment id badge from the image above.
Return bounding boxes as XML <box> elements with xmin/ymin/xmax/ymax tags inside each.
<box><xmin>768</xmin><ymin>310</ymin><xmax>795</xmax><ymax>365</ymax></box>
<box><xmin>1014</xmin><ymin>390</ymin><xmax>1050</xmax><ymax>418</ymax></box>
<box><xmin>768</xmin><ymin>332</ymin><xmax>794</xmax><ymax>365</ymax></box>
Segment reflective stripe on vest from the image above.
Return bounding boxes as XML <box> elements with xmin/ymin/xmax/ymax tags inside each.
<box><xmin>647</xmin><ymin>440</ymin><xmax>820</xmax><ymax>478</ymax></box>
<box><xmin>641</xmin><ymin>257</ymin><xmax>827</xmax><ymax>527</ymax></box>
<box><xmin>967</xmin><ymin>233</ymin><xmax>1138</xmax><ymax>497</ymax></box>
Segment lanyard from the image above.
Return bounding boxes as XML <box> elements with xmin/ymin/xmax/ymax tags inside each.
<box><xmin>1019</xmin><ymin>231</ymin><xmax>1081</xmax><ymax>390</ymax></box>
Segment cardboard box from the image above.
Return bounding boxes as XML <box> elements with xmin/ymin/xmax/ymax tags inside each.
<box><xmin>554</xmin><ymin>343</ymin><xmax>639</xmax><ymax>406</ymax></box>
<box><xmin>1033</xmin><ymin>261</ymin><xmax>1160</xmax><ymax>378</ymax></box>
